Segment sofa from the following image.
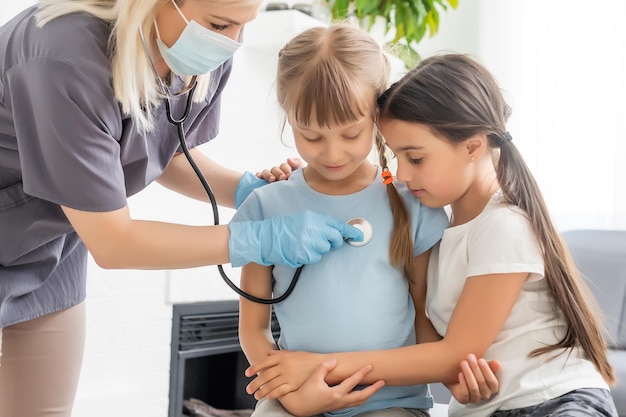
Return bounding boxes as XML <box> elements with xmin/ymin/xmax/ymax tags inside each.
<box><xmin>563</xmin><ymin>229</ymin><xmax>626</xmax><ymax>415</ymax></box>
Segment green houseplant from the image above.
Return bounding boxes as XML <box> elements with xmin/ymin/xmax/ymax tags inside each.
<box><xmin>326</xmin><ymin>0</ymin><xmax>458</xmax><ymax>68</ymax></box>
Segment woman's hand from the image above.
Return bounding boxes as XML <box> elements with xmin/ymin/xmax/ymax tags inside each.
<box><xmin>229</xmin><ymin>212</ymin><xmax>362</xmax><ymax>268</ymax></box>
<box><xmin>245</xmin><ymin>350</ymin><xmax>324</xmax><ymax>400</ymax></box>
<box><xmin>446</xmin><ymin>354</ymin><xmax>501</xmax><ymax>403</ymax></box>
<box><xmin>278</xmin><ymin>360</ymin><xmax>385</xmax><ymax>417</ymax></box>
<box><xmin>235</xmin><ymin>158</ymin><xmax>304</xmax><ymax>209</ymax></box>
<box><xmin>257</xmin><ymin>157</ymin><xmax>304</xmax><ymax>182</ymax></box>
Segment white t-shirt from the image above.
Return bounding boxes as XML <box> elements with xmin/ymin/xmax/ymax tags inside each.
<box><xmin>426</xmin><ymin>193</ymin><xmax>608</xmax><ymax>416</ymax></box>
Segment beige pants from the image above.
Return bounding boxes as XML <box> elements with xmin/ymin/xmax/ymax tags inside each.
<box><xmin>0</xmin><ymin>302</ymin><xmax>86</xmax><ymax>417</ymax></box>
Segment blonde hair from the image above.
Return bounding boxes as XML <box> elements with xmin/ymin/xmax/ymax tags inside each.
<box><xmin>277</xmin><ymin>24</ymin><xmax>414</xmax><ymax>273</ymax></box>
<box><xmin>35</xmin><ymin>0</ymin><xmax>255</xmax><ymax>131</ymax></box>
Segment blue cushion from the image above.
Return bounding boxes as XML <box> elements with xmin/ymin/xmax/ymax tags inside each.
<box><xmin>563</xmin><ymin>229</ymin><xmax>626</xmax><ymax>416</ymax></box>
<box><xmin>562</xmin><ymin>229</ymin><xmax>626</xmax><ymax>347</ymax></box>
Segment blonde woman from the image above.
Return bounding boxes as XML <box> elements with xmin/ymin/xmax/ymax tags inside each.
<box><xmin>0</xmin><ymin>1</ymin><xmax>363</xmax><ymax>415</ymax></box>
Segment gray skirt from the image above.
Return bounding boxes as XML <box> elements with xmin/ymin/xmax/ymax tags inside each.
<box><xmin>490</xmin><ymin>388</ymin><xmax>618</xmax><ymax>417</ymax></box>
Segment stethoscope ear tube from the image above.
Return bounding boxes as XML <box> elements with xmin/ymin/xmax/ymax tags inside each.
<box><xmin>170</xmin><ymin>83</ymin><xmax>303</xmax><ymax>304</ymax></box>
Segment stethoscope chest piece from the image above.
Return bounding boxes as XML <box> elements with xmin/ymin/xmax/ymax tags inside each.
<box><xmin>346</xmin><ymin>218</ymin><xmax>374</xmax><ymax>247</ymax></box>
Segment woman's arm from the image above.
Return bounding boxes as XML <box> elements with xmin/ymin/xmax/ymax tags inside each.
<box><xmin>239</xmin><ymin>263</ymin><xmax>278</xmax><ymax>365</ymax></box>
<box><xmin>247</xmin><ymin>271</ymin><xmax>527</xmax><ymax>399</ymax></box>
<box><xmin>63</xmin><ymin>204</ymin><xmax>362</xmax><ymax>270</ymax></box>
<box><xmin>157</xmin><ymin>150</ymin><xmax>305</xmax><ymax>209</ymax></box>
<box><xmin>157</xmin><ymin>148</ymin><xmax>241</xmax><ymax>208</ymax></box>
<box><xmin>62</xmin><ymin>205</ymin><xmax>230</xmax><ymax>269</ymax></box>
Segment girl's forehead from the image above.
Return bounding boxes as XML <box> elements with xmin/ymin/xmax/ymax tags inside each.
<box><xmin>379</xmin><ymin>120</ymin><xmax>442</xmax><ymax>145</ymax></box>
<box><xmin>292</xmin><ymin>114</ymin><xmax>372</xmax><ymax>131</ymax></box>
<box><xmin>292</xmin><ymin>99</ymin><xmax>377</xmax><ymax>128</ymax></box>
<box><xmin>284</xmin><ymin>77</ymin><xmax>378</xmax><ymax>126</ymax></box>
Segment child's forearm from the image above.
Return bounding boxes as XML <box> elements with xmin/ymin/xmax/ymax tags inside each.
<box><xmin>240</xmin><ymin>329</ymin><xmax>277</xmax><ymax>366</ymax></box>
<box><xmin>238</xmin><ymin>264</ymin><xmax>276</xmax><ymax>365</ymax></box>
<box><xmin>323</xmin><ymin>342</ymin><xmax>462</xmax><ymax>386</ymax></box>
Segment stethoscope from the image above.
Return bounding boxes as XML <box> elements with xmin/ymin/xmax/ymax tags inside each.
<box><xmin>138</xmin><ymin>25</ymin><xmax>373</xmax><ymax>304</ymax></box>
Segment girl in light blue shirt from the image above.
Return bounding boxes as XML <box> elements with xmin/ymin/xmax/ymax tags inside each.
<box><xmin>235</xmin><ymin>24</ymin><xmax>500</xmax><ymax>417</ymax></box>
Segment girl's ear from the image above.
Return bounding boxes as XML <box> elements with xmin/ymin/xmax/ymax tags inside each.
<box><xmin>464</xmin><ymin>134</ymin><xmax>488</xmax><ymax>160</ymax></box>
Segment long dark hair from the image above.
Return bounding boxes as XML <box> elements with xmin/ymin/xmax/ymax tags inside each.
<box><xmin>378</xmin><ymin>53</ymin><xmax>615</xmax><ymax>384</ymax></box>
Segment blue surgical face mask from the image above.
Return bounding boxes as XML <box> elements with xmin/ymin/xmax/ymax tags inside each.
<box><xmin>155</xmin><ymin>1</ymin><xmax>242</xmax><ymax>76</ymax></box>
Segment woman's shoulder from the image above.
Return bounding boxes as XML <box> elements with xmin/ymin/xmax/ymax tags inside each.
<box><xmin>4</xmin><ymin>8</ymin><xmax>111</xmax><ymax>73</ymax></box>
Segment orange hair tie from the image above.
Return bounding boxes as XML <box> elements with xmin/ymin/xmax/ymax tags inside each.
<box><xmin>381</xmin><ymin>168</ymin><xmax>393</xmax><ymax>185</ymax></box>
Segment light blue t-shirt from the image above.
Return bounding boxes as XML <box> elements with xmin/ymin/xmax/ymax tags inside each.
<box><xmin>233</xmin><ymin>167</ymin><xmax>449</xmax><ymax>417</ymax></box>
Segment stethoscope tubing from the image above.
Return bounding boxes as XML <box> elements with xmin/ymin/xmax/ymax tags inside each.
<box><xmin>168</xmin><ymin>81</ymin><xmax>303</xmax><ymax>304</ymax></box>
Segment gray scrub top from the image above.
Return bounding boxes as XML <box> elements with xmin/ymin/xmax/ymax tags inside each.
<box><xmin>0</xmin><ymin>7</ymin><xmax>231</xmax><ymax>327</ymax></box>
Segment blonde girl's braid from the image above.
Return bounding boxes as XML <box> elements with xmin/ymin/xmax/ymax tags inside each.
<box><xmin>375</xmin><ymin>127</ymin><xmax>413</xmax><ymax>275</ymax></box>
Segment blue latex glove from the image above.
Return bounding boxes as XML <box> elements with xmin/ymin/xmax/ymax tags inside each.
<box><xmin>228</xmin><ymin>211</ymin><xmax>364</xmax><ymax>268</ymax></box>
<box><xmin>235</xmin><ymin>171</ymin><xmax>269</xmax><ymax>209</ymax></box>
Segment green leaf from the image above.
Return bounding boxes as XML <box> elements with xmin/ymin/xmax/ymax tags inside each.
<box><xmin>408</xmin><ymin>18</ymin><xmax>428</xmax><ymax>44</ymax></box>
<box><xmin>415</xmin><ymin>0</ymin><xmax>427</xmax><ymax>18</ymax></box>
<box><xmin>332</xmin><ymin>0</ymin><xmax>350</xmax><ymax>19</ymax></box>
<box><xmin>404</xmin><ymin>5</ymin><xmax>419</xmax><ymax>39</ymax></box>
<box><xmin>322</xmin><ymin>0</ymin><xmax>458</xmax><ymax>67</ymax></box>
<box><xmin>392</xmin><ymin>5</ymin><xmax>406</xmax><ymax>43</ymax></box>
<box><xmin>427</xmin><ymin>10</ymin><xmax>438</xmax><ymax>36</ymax></box>
<box><xmin>393</xmin><ymin>43</ymin><xmax>421</xmax><ymax>69</ymax></box>
<box><xmin>359</xmin><ymin>0</ymin><xmax>380</xmax><ymax>16</ymax></box>
<box><xmin>393</xmin><ymin>22</ymin><xmax>406</xmax><ymax>43</ymax></box>
<box><xmin>381</xmin><ymin>0</ymin><xmax>393</xmax><ymax>17</ymax></box>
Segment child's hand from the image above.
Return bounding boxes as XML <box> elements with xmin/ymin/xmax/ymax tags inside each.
<box><xmin>244</xmin><ymin>350</ymin><xmax>322</xmax><ymax>400</ymax></box>
<box><xmin>278</xmin><ymin>360</ymin><xmax>385</xmax><ymax>416</ymax></box>
<box><xmin>446</xmin><ymin>354</ymin><xmax>501</xmax><ymax>404</ymax></box>
<box><xmin>257</xmin><ymin>157</ymin><xmax>304</xmax><ymax>182</ymax></box>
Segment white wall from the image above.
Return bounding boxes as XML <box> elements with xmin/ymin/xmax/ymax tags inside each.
<box><xmin>417</xmin><ymin>0</ymin><xmax>626</xmax><ymax>231</ymax></box>
<box><xmin>486</xmin><ymin>0</ymin><xmax>626</xmax><ymax>231</ymax></box>
<box><xmin>0</xmin><ymin>1</ymin><xmax>35</xmax><ymax>23</ymax></box>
